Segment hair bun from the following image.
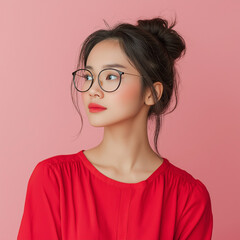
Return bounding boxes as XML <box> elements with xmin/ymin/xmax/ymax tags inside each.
<box><xmin>137</xmin><ymin>17</ymin><xmax>186</xmax><ymax>60</ymax></box>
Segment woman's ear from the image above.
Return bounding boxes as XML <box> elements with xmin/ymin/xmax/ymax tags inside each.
<box><xmin>144</xmin><ymin>82</ymin><xmax>163</xmax><ymax>105</ymax></box>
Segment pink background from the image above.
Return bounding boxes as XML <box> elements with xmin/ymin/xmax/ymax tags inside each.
<box><xmin>1</xmin><ymin>0</ymin><xmax>239</xmax><ymax>239</ymax></box>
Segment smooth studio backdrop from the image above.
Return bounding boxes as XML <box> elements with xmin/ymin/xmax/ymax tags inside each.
<box><xmin>0</xmin><ymin>0</ymin><xmax>239</xmax><ymax>239</ymax></box>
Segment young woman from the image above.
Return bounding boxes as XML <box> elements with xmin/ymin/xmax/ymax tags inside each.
<box><xmin>17</xmin><ymin>17</ymin><xmax>213</xmax><ymax>239</ymax></box>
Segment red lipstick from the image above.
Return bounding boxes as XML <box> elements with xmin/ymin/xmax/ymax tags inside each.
<box><xmin>88</xmin><ymin>103</ymin><xmax>107</xmax><ymax>113</ymax></box>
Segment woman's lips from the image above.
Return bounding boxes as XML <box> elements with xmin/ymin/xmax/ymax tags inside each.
<box><xmin>88</xmin><ymin>103</ymin><xmax>106</xmax><ymax>109</ymax></box>
<box><xmin>89</xmin><ymin>107</ymin><xmax>107</xmax><ymax>113</ymax></box>
<box><xmin>88</xmin><ymin>103</ymin><xmax>107</xmax><ymax>112</ymax></box>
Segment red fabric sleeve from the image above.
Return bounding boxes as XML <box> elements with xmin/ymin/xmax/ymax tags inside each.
<box><xmin>17</xmin><ymin>162</ymin><xmax>61</xmax><ymax>240</ymax></box>
<box><xmin>174</xmin><ymin>180</ymin><xmax>213</xmax><ymax>240</ymax></box>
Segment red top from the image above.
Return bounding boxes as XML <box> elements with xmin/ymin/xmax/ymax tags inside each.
<box><xmin>17</xmin><ymin>150</ymin><xmax>213</xmax><ymax>240</ymax></box>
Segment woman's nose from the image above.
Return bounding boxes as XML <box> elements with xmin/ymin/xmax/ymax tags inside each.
<box><xmin>88</xmin><ymin>78</ymin><xmax>104</xmax><ymax>94</ymax></box>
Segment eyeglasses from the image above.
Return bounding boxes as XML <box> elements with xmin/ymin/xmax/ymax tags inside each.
<box><xmin>72</xmin><ymin>68</ymin><xmax>141</xmax><ymax>92</ymax></box>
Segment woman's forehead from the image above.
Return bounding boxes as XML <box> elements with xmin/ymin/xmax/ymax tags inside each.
<box><xmin>86</xmin><ymin>39</ymin><xmax>132</xmax><ymax>69</ymax></box>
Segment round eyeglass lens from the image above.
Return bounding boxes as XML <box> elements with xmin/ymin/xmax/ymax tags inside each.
<box><xmin>99</xmin><ymin>69</ymin><xmax>121</xmax><ymax>92</ymax></box>
<box><xmin>73</xmin><ymin>69</ymin><xmax>93</xmax><ymax>92</ymax></box>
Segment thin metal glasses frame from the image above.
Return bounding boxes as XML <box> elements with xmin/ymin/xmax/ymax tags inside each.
<box><xmin>72</xmin><ymin>68</ymin><xmax>141</xmax><ymax>93</ymax></box>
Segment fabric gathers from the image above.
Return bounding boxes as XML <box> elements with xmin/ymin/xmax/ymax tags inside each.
<box><xmin>17</xmin><ymin>150</ymin><xmax>213</xmax><ymax>240</ymax></box>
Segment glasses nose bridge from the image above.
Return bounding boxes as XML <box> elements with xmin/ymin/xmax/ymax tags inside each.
<box><xmin>90</xmin><ymin>70</ymin><xmax>103</xmax><ymax>90</ymax></box>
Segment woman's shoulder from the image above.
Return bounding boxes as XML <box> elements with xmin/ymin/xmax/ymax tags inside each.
<box><xmin>165</xmin><ymin>159</ymin><xmax>211</xmax><ymax>197</ymax></box>
<box><xmin>26</xmin><ymin>151</ymin><xmax>82</xmax><ymax>187</ymax></box>
<box><xmin>165</xmin><ymin>160</ymin><xmax>213</xmax><ymax>239</ymax></box>
<box><xmin>32</xmin><ymin>151</ymin><xmax>82</xmax><ymax>174</ymax></box>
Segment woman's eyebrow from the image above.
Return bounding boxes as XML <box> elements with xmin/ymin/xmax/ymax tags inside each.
<box><xmin>85</xmin><ymin>64</ymin><xmax>127</xmax><ymax>70</ymax></box>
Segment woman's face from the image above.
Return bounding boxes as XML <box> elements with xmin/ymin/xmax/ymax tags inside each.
<box><xmin>81</xmin><ymin>38</ymin><xmax>148</xmax><ymax>127</ymax></box>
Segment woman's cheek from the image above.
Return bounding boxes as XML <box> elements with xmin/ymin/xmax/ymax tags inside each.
<box><xmin>117</xmin><ymin>85</ymin><xmax>141</xmax><ymax>105</ymax></box>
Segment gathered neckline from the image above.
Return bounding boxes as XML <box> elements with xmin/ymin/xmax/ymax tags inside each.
<box><xmin>77</xmin><ymin>149</ymin><xmax>169</xmax><ymax>188</ymax></box>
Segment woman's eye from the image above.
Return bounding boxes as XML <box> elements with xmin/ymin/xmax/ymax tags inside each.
<box><xmin>84</xmin><ymin>75</ymin><xmax>92</xmax><ymax>81</ymax></box>
<box><xmin>106</xmin><ymin>74</ymin><xmax>118</xmax><ymax>80</ymax></box>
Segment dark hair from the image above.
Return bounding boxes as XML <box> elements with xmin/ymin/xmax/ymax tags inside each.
<box><xmin>71</xmin><ymin>17</ymin><xmax>186</xmax><ymax>156</ymax></box>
